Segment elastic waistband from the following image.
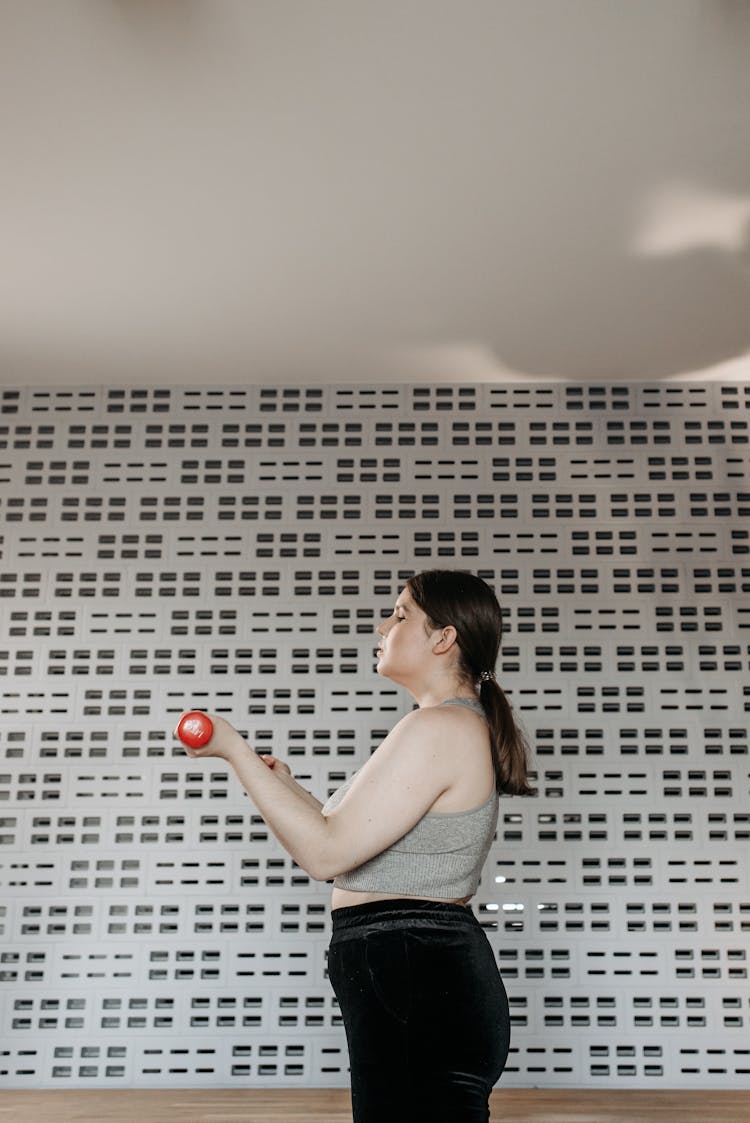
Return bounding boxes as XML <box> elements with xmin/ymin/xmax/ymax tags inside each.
<box><xmin>330</xmin><ymin>897</ymin><xmax>480</xmax><ymax>937</ymax></box>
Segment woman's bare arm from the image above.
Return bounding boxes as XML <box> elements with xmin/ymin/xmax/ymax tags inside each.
<box><xmin>277</xmin><ymin>770</ymin><xmax>324</xmax><ymax>812</ymax></box>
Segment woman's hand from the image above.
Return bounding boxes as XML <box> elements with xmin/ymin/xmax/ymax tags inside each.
<box><xmin>174</xmin><ymin>713</ymin><xmax>295</xmax><ymax>781</ymax></box>
<box><xmin>173</xmin><ymin>711</ymin><xmax>249</xmax><ymax>763</ymax></box>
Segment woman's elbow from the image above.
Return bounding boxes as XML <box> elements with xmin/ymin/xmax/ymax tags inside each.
<box><xmin>310</xmin><ymin>855</ymin><xmax>337</xmax><ymax>882</ymax></box>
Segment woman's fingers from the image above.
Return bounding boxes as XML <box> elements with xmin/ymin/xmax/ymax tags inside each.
<box><xmin>261</xmin><ymin>754</ymin><xmax>292</xmax><ymax>775</ymax></box>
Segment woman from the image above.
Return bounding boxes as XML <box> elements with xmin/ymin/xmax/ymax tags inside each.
<box><xmin>176</xmin><ymin>569</ymin><xmax>535</xmax><ymax>1122</ymax></box>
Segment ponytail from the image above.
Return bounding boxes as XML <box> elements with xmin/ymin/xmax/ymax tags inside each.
<box><xmin>479</xmin><ymin>676</ymin><xmax>537</xmax><ymax>797</ymax></box>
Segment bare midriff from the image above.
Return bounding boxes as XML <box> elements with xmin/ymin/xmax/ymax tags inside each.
<box><xmin>331</xmin><ymin>886</ymin><xmax>472</xmax><ymax>911</ymax></box>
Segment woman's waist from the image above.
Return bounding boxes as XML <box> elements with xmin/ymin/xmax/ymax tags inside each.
<box><xmin>329</xmin><ymin>895</ymin><xmax>481</xmax><ymax>940</ymax></box>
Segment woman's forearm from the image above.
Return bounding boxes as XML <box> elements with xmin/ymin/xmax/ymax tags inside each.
<box><xmin>226</xmin><ymin>741</ymin><xmax>329</xmax><ymax>879</ymax></box>
<box><xmin>278</xmin><ymin>769</ymin><xmax>324</xmax><ymax>812</ymax></box>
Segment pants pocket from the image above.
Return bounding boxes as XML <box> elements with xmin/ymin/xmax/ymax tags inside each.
<box><xmin>364</xmin><ymin>929</ymin><xmax>411</xmax><ymax>1025</ymax></box>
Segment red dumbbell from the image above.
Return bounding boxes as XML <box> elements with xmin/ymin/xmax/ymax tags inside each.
<box><xmin>176</xmin><ymin>711</ymin><xmax>214</xmax><ymax>749</ymax></box>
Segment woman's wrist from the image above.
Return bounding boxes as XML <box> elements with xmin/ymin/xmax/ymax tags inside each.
<box><xmin>223</xmin><ymin>738</ymin><xmax>257</xmax><ymax>768</ymax></box>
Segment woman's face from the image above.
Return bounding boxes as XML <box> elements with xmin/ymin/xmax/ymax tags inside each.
<box><xmin>375</xmin><ymin>587</ymin><xmax>436</xmax><ymax>683</ymax></box>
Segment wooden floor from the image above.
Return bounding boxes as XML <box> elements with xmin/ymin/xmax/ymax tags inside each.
<box><xmin>0</xmin><ymin>1089</ymin><xmax>748</xmax><ymax>1123</ymax></box>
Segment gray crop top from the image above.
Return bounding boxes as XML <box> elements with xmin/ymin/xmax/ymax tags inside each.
<box><xmin>321</xmin><ymin>697</ymin><xmax>499</xmax><ymax>899</ymax></box>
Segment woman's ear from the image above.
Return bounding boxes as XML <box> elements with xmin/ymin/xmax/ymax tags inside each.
<box><xmin>432</xmin><ymin>625</ymin><xmax>458</xmax><ymax>653</ymax></box>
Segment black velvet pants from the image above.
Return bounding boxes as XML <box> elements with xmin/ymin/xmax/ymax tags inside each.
<box><xmin>327</xmin><ymin>898</ymin><xmax>510</xmax><ymax>1123</ymax></box>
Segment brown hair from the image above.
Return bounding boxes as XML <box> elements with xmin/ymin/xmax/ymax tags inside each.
<box><xmin>406</xmin><ymin>569</ymin><xmax>536</xmax><ymax>797</ymax></box>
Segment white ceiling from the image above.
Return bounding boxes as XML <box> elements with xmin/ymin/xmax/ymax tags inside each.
<box><xmin>1</xmin><ymin>0</ymin><xmax>749</xmax><ymax>388</ymax></box>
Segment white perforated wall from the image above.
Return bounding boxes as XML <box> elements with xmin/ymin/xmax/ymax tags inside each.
<box><xmin>1</xmin><ymin>381</ymin><xmax>749</xmax><ymax>1091</ymax></box>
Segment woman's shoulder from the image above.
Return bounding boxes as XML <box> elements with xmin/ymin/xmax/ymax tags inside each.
<box><xmin>395</xmin><ymin>702</ymin><xmax>487</xmax><ymax>736</ymax></box>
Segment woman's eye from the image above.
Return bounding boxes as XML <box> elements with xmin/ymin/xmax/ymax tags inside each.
<box><xmin>396</xmin><ymin>615</ymin><xmax>406</xmax><ymax>622</ymax></box>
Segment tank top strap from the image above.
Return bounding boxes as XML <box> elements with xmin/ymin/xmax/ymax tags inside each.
<box><xmin>436</xmin><ymin>696</ymin><xmax>486</xmax><ymax>716</ymax></box>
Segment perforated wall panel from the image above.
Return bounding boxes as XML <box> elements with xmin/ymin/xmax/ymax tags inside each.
<box><xmin>1</xmin><ymin>381</ymin><xmax>749</xmax><ymax>1090</ymax></box>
